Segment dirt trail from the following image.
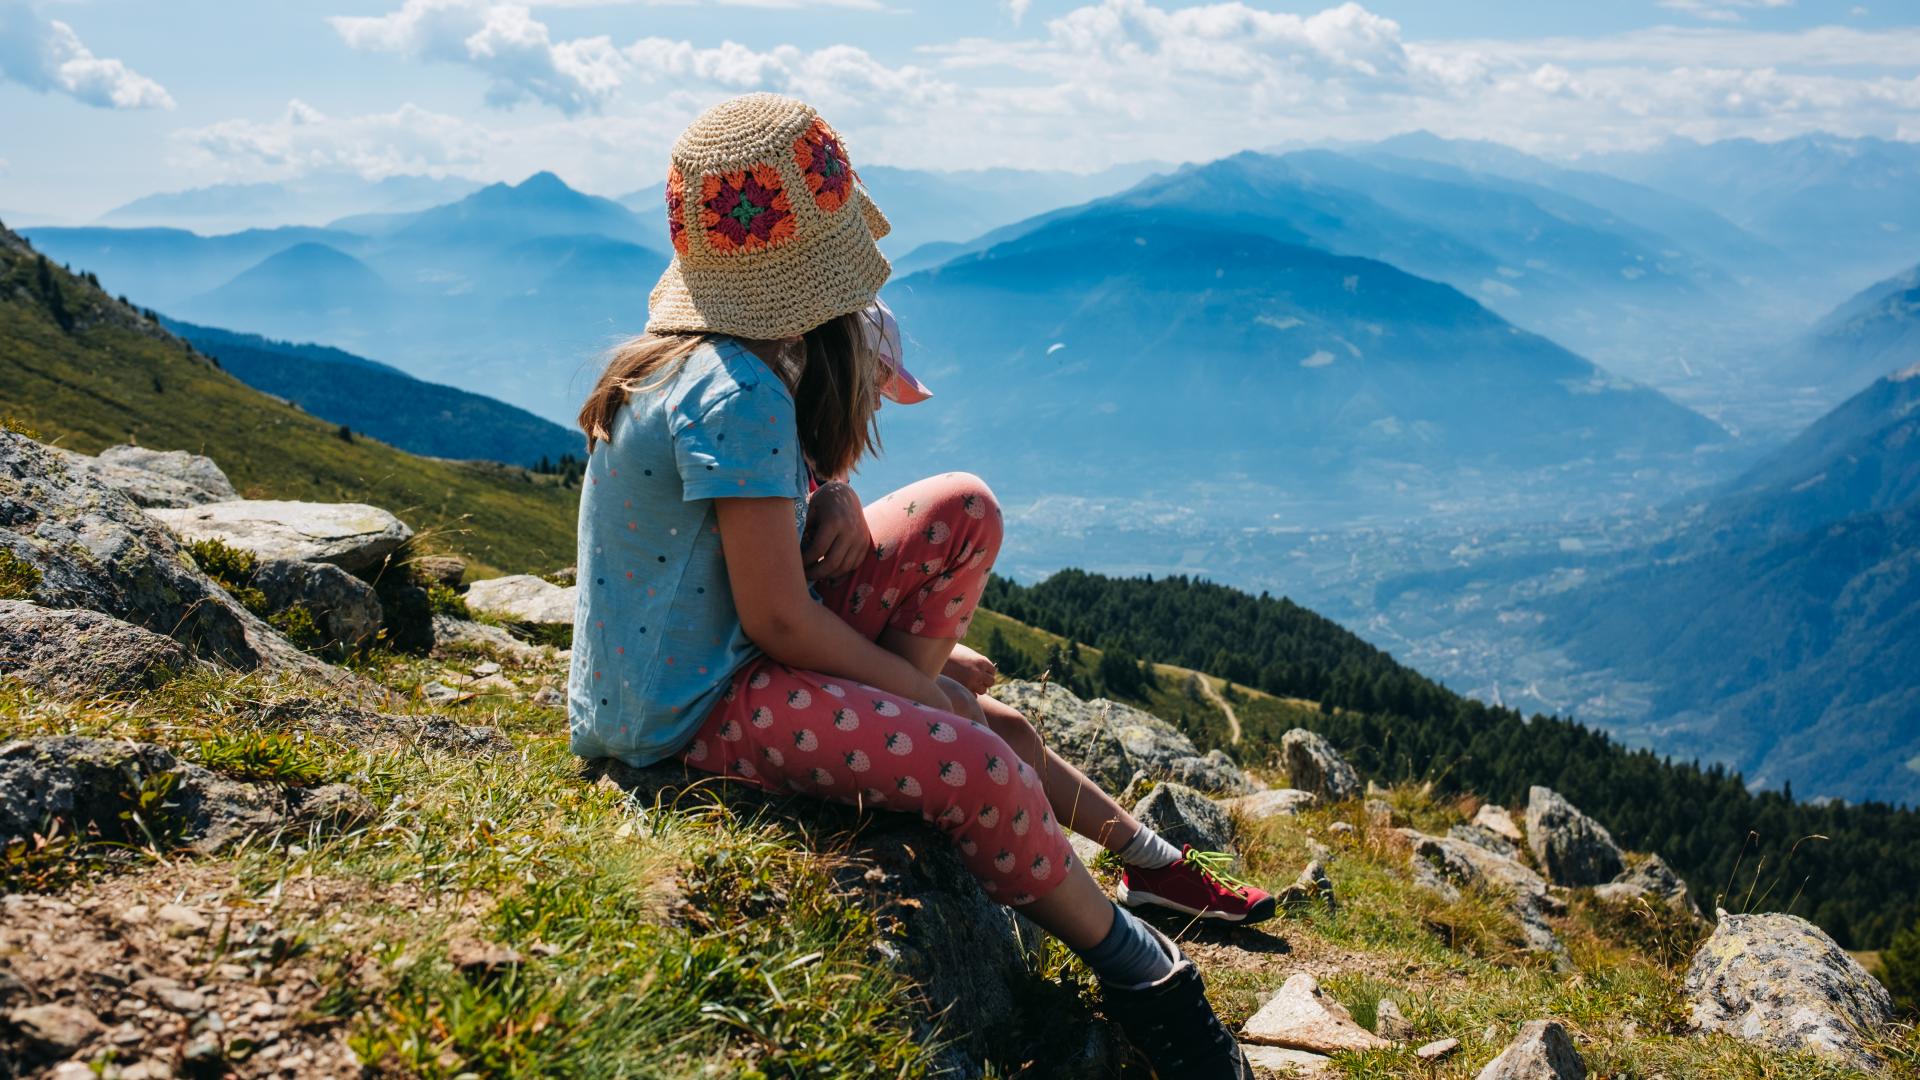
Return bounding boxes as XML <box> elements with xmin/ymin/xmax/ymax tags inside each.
<box><xmin>1195</xmin><ymin>674</ymin><xmax>1243</xmax><ymax>745</ymax></box>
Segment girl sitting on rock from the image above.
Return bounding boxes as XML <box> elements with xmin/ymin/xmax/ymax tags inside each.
<box><xmin>570</xmin><ymin>93</ymin><xmax>1260</xmax><ymax>1079</ymax></box>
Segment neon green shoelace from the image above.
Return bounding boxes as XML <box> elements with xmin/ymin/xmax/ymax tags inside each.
<box><xmin>1182</xmin><ymin>849</ymin><xmax>1255</xmax><ymax>895</ymax></box>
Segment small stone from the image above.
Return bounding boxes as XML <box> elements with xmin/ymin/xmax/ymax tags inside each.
<box><xmin>1241</xmin><ymin>972</ymin><xmax>1396</xmax><ymax>1053</ymax></box>
<box><xmin>1327</xmin><ymin>821</ymin><xmax>1355</xmax><ymax>836</ymax></box>
<box><xmin>1277</xmin><ymin>860</ymin><xmax>1337</xmax><ymax>916</ymax></box>
<box><xmin>421</xmin><ymin>680</ymin><xmax>460</xmax><ymax>705</ymax></box>
<box><xmin>156</xmin><ymin>903</ymin><xmax>210</xmax><ymax>936</ymax></box>
<box><xmin>1472</xmin><ymin>804</ymin><xmax>1524</xmax><ymax>844</ymax></box>
<box><xmin>1482</xmin><ymin>1023</ymin><xmax>1499</xmax><ymax>1044</ymax></box>
<box><xmin>122</xmin><ymin>904</ymin><xmax>151</xmax><ymax>924</ymax></box>
<box><xmin>50</xmin><ymin>1063</ymin><xmax>97</xmax><ymax>1080</ymax></box>
<box><xmin>1364</xmin><ymin>798</ymin><xmax>1395</xmax><ymax>828</ymax></box>
<box><xmin>463</xmin><ymin>575</ymin><xmax>577</xmax><ymax>625</ymax></box>
<box><xmin>7</xmin><ymin>1002</ymin><xmax>104</xmax><ymax>1053</ymax></box>
<box><xmin>1374</xmin><ymin>997</ymin><xmax>1414</xmax><ymax>1040</ymax></box>
<box><xmin>1416</xmin><ymin>1037</ymin><xmax>1460</xmax><ymax>1061</ymax></box>
<box><xmin>184</xmin><ymin>1032</ymin><xmax>224</xmax><ymax>1062</ymax></box>
<box><xmin>531</xmin><ymin>685</ymin><xmax>563</xmax><ymax>707</ymax></box>
<box><xmin>149</xmin><ymin>984</ymin><xmax>209</xmax><ymax>1014</ymax></box>
<box><xmin>1280</xmin><ymin>729</ymin><xmax>1361</xmax><ymax>804</ymax></box>
<box><xmin>471</xmin><ymin>661</ymin><xmax>503</xmax><ymax>677</ymax></box>
<box><xmin>448</xmin><ymin>940</ymin><xmax>525</xmax><ymax>977</ymax></box>
<box><xmin>1222</xmin><ymin>788</ymin><xmax>1315</xmax><ymax>821</ymax></box>
<box><xmin>1239</xmin><ymin>1043</ymin><xmax>1335</xmax><ymax>1075</ymax></box>
<box><xmin>249</xmin><ymin>1001</ymin><xmax>278</xmax><ymax>1019</ymax></box>
<box><xmin>1475</xmin><ymin>1019</ymin><xmax>1585</xmax><ymax>1080</ymax></box>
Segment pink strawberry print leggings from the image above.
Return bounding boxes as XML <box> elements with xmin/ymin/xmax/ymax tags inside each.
<box><xmin>678</xmin><ymin>473</ymin><xmax>1076</xmax><ymax>906</ymax></box>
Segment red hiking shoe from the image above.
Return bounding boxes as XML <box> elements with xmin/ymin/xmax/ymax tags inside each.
<box><xmin>1117</xmin><ymin>846</ymin><xmax>1276</xmax><ymax>925</ymax></box>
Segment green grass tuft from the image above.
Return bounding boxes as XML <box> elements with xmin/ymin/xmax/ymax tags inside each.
<box><xmin>0</xmin><ymin>548</ymin><xmax>41</xmax><ymax>600</ymax></box>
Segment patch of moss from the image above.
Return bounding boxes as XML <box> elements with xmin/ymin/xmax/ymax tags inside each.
<box><xmin>269</xmin><ymin>604</ymin><xmax>326</xmax><ymax>651</ymax></box>
<box><xmin>0</xmin><ymin>549</ymin><xmax>41</xmax><ymax>600</ymax></box>
<box><xmin>425</xmin><ymin>582</ymin><xmax>470</xmax><ymax>620</ymax></box>
<box><xmin>1</xmin><ymin>414</ymin><xmax>41</xmax><ymax>440</ymax></box>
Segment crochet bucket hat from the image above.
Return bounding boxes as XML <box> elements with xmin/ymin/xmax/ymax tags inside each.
<box><xmin>646</xmin><ymin>94</ymin><xmax>892</xmax><ymax>341</ymax></box>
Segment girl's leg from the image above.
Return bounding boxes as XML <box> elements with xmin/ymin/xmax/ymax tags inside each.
<box><xmin>978</xmin><ymin>693</ymin><xmax>1141</xmax><ymax>849</ymax></box>
<box><xmin>816</xmin><ymin>472</ymin><xmax>1003</xmax><ymax>678</ymax></box>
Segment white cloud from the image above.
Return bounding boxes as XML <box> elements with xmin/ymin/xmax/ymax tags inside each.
<box><xmin>0</xmin><ymin>0</ymin><xmax>173</xmax><ymax>109</ymax></box>
<box><xmin>1006</xmin><ymin>0</ymin><xmax>1032</xmax><ymax>24</ymax></box>
<box><xmin>174</xmin><ymin>99</ymin><xmax>493</xmax><ymax>180</ymax></box>
<box><xmin>1657</xmin><ymin>0</ymin><xmax>1793</xmax><ymax>24</ymax></box>
<box><xmin>330</xmin><ymin>0</ymin><xmax>626</xmax><ymax>114</ymax></box>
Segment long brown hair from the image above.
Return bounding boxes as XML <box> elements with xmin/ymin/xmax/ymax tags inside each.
<box><xmin>578</xmin><ymin>311</ymin><xmax>881</xmax><ymax>479</ymax></box>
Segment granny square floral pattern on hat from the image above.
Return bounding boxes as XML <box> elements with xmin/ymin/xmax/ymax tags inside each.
<box><xmin>700</xmin><ymin>163</ymin><xmax>796</xmax><ymax>255</ymax></box>
<box><xmin>793</xmin><ymin>118</ymin><xmax>853</xmax><ymax>214</ymax></box>
<box><xmin>665</xmin><ymin>166</ymin><xmax>689</xmax><ymax>255</ymax></box>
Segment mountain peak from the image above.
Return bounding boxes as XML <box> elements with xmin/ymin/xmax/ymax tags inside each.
<box><xmin>1894</xmin><ymin>362</ymin><xmax>1920</xmax><ymax>383</ymax></box>
<box><xmin>514</xmin><ymin>170</ymin><xmax>574</xmax><ymax>195</ymax></box>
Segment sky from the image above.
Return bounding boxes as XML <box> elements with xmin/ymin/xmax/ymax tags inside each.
<box><xmin>3</xmin><ymin>0</ymin><xmax>1919</xmax><ymax>223</ymax></box>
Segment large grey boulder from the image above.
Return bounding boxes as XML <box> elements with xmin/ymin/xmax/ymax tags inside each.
<box><xmin>1132</xmin><ymin>780</ymin><xmax>1234</xmax><ymax>852</ymax></box>
<box><xmin>1525</xmin><ymin>786</ymin><xmax>1625</xmax><ymax>887</ymax></box>
<box><xmin>1593</xmin><ymin>854</ymin><xmax>1701</xmax><ymax>918</ymax></box>
<box><xmin>1683</xmin><ymin>910</ymin><xmax>1892</xmax><ymax>1067</ymax></box>
<box><xmin>50</xmin><ymin>447</ymin><xmax>226</xmax><ymax>509</ymax></box>
<box><xmin>1475</xmin><ymin>1020</ymin><xmax>1586</xmax><ymax>1080</ymax></box>
<box><xmin>97</xmin><ymin>445</ymin><xmax>236</xmax><ymax>501</ymax></box>
<box><xmin>0</xmin><ymin>600</ymin><xmax>196</xmax><ymax>697</ymax></box>
<box><xmin>1280</xmin><ymin>728</ymin><xmax>1361</xmax><ymax>804</ymax></box>
<box><xmin>0</xmin><ymin>736</ymin><xmax>370</xmax><ymax>854</ymax></box>
<box><xmin>0</xmin><ymin>431</ymin><xmax>329</xmax><ymax>675</ymax></box>
<box><xmin>150</xmin><ymin>499</ymin><xmax>412</xmax><ymax>574</ymax></box>
<box><xmin>988</xmin><ymin>680</ymin><xmax>1254</xmax><ymax>795</ymax></box>
<box><xmin>463</xmin><ymin>573</ymin><xmax>577</xmax><ymax>625</ymax></box>
<box><xmin>1403</xmin><ymin>828</ymin><xmax>1567</xmax><ymax>964</ymax></box>
<box><xmin>252</xmin><ymin>557</ymin><xmax>383</xmax><ymax>648</ymax></box>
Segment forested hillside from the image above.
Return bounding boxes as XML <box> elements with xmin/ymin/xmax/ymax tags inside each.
<box><xmin>984</xmin><ymin>570</ymin><xmax>1920</xmax><ymax>948</ymax></box>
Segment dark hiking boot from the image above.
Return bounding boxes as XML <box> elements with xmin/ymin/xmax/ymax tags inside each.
<box><xmin>1100</xmin><ymin>925</ymin><xmax>1254</xmax><ymax>1079</ymax></box>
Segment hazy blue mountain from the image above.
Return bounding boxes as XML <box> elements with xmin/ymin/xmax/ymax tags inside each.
<box><xmin>179</xmin><ymin>243</ymin><xmax>391</xmax><ymax>348</ymax></box>
<box><xmin>361</xmin><ymin>171</ymin><xmax>651</xmax><ymax>247</ymax></box>
<box><xmin>99</xmin><ymin>173</ymin><xmax>482</xmax><ymax>233</ymax></box>
<box><xmin>621</xmin><ymin>161</ymin><xmax>1167</xmax><ymax>258</ymax></box>
<box><xmin>19</xmin><ymin>225</ymin><xmax>366</xmax><ymax>307</ymax></box>
<box><xmin>168</xmin><ymin>320</ymin><xmax>580</xmax><ymax>468</ymax></box>
<box><xmin>1537</xmin><ymin>365</ymin><xmax>1920</xmax><ymax>804</ymax></box>
<box><xmin>874</xmin><ymin>204</ymin><xmax>1727</xmax><ymax>515</ymax></box>
<box><xmin>1780</xmin><ymin>263</ymin><xmax>1920</xmax><ymax>399</ymax></box>
<box><xmin>1582</xmin><ymin>135</ymin><xmax>1920</xmax><ymax>290</ymax></box>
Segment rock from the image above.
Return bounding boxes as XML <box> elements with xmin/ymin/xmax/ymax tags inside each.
<box><xmin>1</xmin><ymin>431</ymin><xmax>332</xmax><ymax>675</ymax></box>
<box><xmin>1475</xmin><ymin>1019</ymin><xmax>1585</xmax><ymax>1080</ymax></box>
<box><xmin>1364</xmin><ymin>797</ymin><xmax>1394</xmax><ymax>828</ymax></box>
<box><xmin>251</xmin><ymin>558</ymin><xmax>383</xmax><ymax>648</ymax></box>
<box><xmin>1416</xmin><ymin>1037</ymin><xmax>1460</xmax><ymax>1061</ymax></box>
<box><xmin>1594</xmin><ymin>854</ymin><xmax>1700</xmax><ymax>917</ymax></box>
<box><xmin>432</xmin><ymin>615</ymin><xmax>553</xmax><ymax>663</ymax></box>
<box><xmin>463</xmin><ymin>574</ymin><xmax>577</xmax><ymax>625</ymax></box>
<box><xmin>1068</xmin><ymin>833</ymin><xmax>1107</xmax><ymax>871</ymax></box>
<box><xmin>0</xmin><ymin>600</ymin><xmax>197</xmax><ymax>696</ymax></box>
<box><xmin>1132</xmin><ymin>781</ymin><xmax>1233</xmax><ymax>853</ymax></box>
<box><xmin>411</xmin><ymin>554</ymin><xmax>467</xmax><ymax>588</ymax></box>
<box><xmin>1375</xmin><ymin>998</ymin><xmax>1414</xmax><ymax>1040</ymax></box>
<box><xmin>150</xmin><ymin>499</ymin><xmax>412</xmax><ymax>574</ymax></box>
<box><xmin>1239</xmin><ymin>1044</ymin><xmax>1335</xmax><ymax>1075</ymax></box>
<box><xmin>6</xmin><ymin>1001</ymin><xmax>103</xmax><ymax>1056</ymax></box>
<box><xmin>1224</xmin><ymin>788</ymin><xmax>1316</xmax><ymax>821</ymax></box>
<box><xmin>1327</xmin><ymin>821</ymin><xmax>1355</xmax><ymax>837</ymax></box>
<box><xmin>1403</xmin><ymin>829</ymin><xmax>1567</xmax><ymax>964</ymax></box>
<box><xmin>1241</xmin><ymin>972</ymin><xmax>1395</xmax><ymax>1054</ymax></box>
<box><xmin>156</xmin><ymin>904</ymin><xmax>211</xmax><ymax>936</ymax></box>
<box><xmin>421</xmin><ymin>681</ymin><xmax>461</xmax><ymax>705</ymax></box>
<box><xmin>989</xmin><ymin>681</ymin><xmax>1255</xmax><ymax>795</ymax></box>
<box><xmin>98</xmin><ymin>445</ymin><xmax>236</xmax><ymax>499</ymax></box>
<box><xmin>1277</xmin><ymin>860</ymin><xmax>1337</xmax><ymax>916</ymax></box>
<box><xmin>448</xmin><ymin>940</ymin><xmax>525</xmax><ymax>976</ymax></box>
<box><xmin>1683</xmin><ymin>910</ymin><xmax>1892</xmax><ymax>1066</ymax></box>
<box><xmin>1473</xmin><ymin>804</ymin><xmax>1524</xmax><ymax>844</ymax></box>
<box><xmin>51</xmin><ymin>447</ymin><xmax>226</xmax><ymax>508</ymax></box>
<box><xmin>49</xmin><ymin>1063</ymin><xmax>96</xmax><ymax>1080</ymax></box>
<box><xmin>580</xmin><ymin>756</ymin><xmax>1092</xmax><ymax>1078</ymax></box>
<box><xmin>547</xmin><ymin>565</ymin><xmax>577</xmax><ymax>586</ymax></box>
<box><xmin>531</xmin><ymin>685</ymin><xmax>564</xmax><ymax>707</ymax></box>
<box><xmin>0</xmin><ymin>736</ymin><xmax>372</xmax><ymax>854</ymax></box>
<box><xmin>472</xmin><ymin>661</ymin><xmax>503</xmax><ymax>677</ymax></box>
<box><xmin>1451</xmin><ymin>822</ymin><xmax>1522</xmax><ymax>862</ymax></box>
<box><xmin>1280</xmin><ymin>729</ymin><xmax>1360</xmax><ymax>804</ymax></box>
<box><xmin>1525</xmin><ymin>786</ymin><xmax>1624</xmax><ymax>887</ymax></box>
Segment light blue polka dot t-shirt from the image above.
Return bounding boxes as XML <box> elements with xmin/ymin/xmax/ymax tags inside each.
<box><xmin>568</xmin><ymin>336</ymin><xmax>806</xmax><ymax>766</ymax></box>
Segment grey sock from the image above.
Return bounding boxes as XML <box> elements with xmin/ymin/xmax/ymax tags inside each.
<box><xmin>1115</xmin><ymin>824</ymin><xmax>1183</xmax><ymax>870</ymax></box>
<box><xmin>1079</xmin><ymin>902</ymin><xmax>1178</xmax><ymax>989</ymax></box>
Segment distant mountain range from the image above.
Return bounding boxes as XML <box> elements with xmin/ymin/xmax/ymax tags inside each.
<box><xmin>168</xmin><ymin>321</ymin><xmax>579</xmax><ymax>469</ymax></box>
<box><xmin>99</xmin><ymin>172</ymin><xmax>483</xmax><ymax>234</ymax></box>
<box><xmin>1782</xmin><ymin>262</ymin><xmax>1920</xmax><ymax>400</ymax></box>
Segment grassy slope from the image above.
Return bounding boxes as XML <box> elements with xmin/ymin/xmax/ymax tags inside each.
<box><xmin>1</xmin><ymin>233</ymin><xmax>576</xmax><ymax>576</ymax></box>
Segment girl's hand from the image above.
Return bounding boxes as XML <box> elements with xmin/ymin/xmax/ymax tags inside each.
<box><xmin>803</xmin><ymin>481</ymin><xmax>870</xmax><ymax>582</ymax></box>
<box><xmin>936</xmin><ymin>674</ymin><xmax>988</xmax><ymax>725</ymax></box>
<box><xmin>942</xmin><ymin>643</ymin><xmax>998</xmax><ymax>694</ymax></box>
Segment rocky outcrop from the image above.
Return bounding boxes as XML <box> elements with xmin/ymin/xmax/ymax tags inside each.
<box><xmin>0</xmin><ymin>736</ymin><xmax>371</xmax><ymax>854</ymax></box>
<box><xmin>1683</xmin><ymin>910</ymin><xmax>1892</xmax><ymax>1067</ymax></box>
<box><xmin>412</xmin><ymin>554</ymin><xmax>467</xmax><ymax>588</ymax></box>
<box><xmin>1</xmin><ymin>430</ymin><xmax>330</xmax><ymax>675</ymax></box>
<box><xmin>1525</xmin><ymin>786</ymin><xmax>1625</xmax><ymax>887</ymax></box>
<box><xmin>463</xmin><ymin>573</ymin><xmax>578</xmax><ymax>625</ymax></box>
<box><xmin>1472</xmin><ymin>804</ymin><xmax>1524</xmax><ymax>845</ymax></box>
<box><xmin>1403</xmin><ymin>829</ymin><xmax>1567</xmax><ymax>963</ymax></box>
<box><xmin>1223</xmin><ymin>788</ymin><xmax>1315</xmax><ymax>821</ymax></box>
<box><xmin>583</xmin><ymin>757</ymin><xmax>1106</xmax><ymax>1079</ymax></box>
<box><xmin>0</xmin><ymin>600</ymin><xmax>196</xmax><ymax>697</ymax></box>
<box><xmin>252</xmin><ymin>558</ymin><xmax>383</xmax><ymax>648</ymax></box>
<box><xmin>51</xmin><ymin>447</ymin><xmax>227</xmax><ymax>509</ymax></box>
<box><xmin>1240</xmin><ymin>972</ymin><xmax>1394</xmax><ymax>1054</ymax></box>
<box><xmin>1476</xmin><ymin>1020</ymin><xmax>1586</xmax><ymax>1079</ymax></box>
<box><xmin>1280</xmin><ymin>728</ymin><xmax>1360</xmax><ymax>804</ymax></box>
<box><xmin>1593</xmin><ymin>854</ymin><xmax>1700</xmax><ymax>917</ymax></box>
<box><xmin>988</xmin><ymin>680</ymin><xmax>1254</xmax><ymax>795</ymax></box>
<box><xmin>433</xmin><ymin>614</ymin><xmax>554</xmax><ymax>664</ymax></box>
<box><xmin>97</xmin><ymin>445</ymin><xmax>237</xmax><ymax>501</ymax></box>
<box><xmin>150</xmin><ymin>500</ymin><xmax>412</xmax><ymax>575</ymax></box>
<box><xmin>1451</xmin><ymin>821</ymin><xmax>1522</xmax><ymax>862</ymax></box>
<box><xmin>1132</xmin><ymin>781</ymin><xmax>1234</xmax><ymax>852</ymax></box>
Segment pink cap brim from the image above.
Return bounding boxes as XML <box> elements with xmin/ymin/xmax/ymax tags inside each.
<box><xmin>862</xmin><ymin>297</ymin><xmax>931</xmax><ymax>405</ymax></box>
